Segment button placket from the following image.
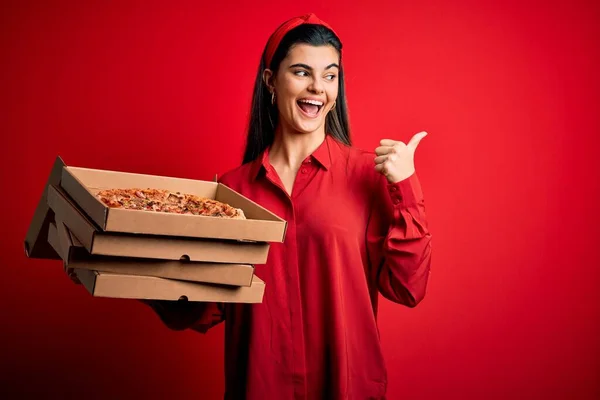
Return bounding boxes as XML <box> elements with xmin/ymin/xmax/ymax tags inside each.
<box><xmin>282</xmin><ymin>204</ymin><xmax>305</xmax><ymax>398</ymax></box>
<box><xmin>292</xmin><ymin>164</ymin><xmax>317</xmax><ymax>200</ymax></box>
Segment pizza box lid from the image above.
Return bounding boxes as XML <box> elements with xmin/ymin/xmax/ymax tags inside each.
<box><xmin>60</xmin><ymin>164</ymin><xmax>287</xmax><ymax>242</ymax></box>
<box><xmin>23</xmin><ymin>156</ymin><xmax>66</xmax><ymax>260</ymax></box>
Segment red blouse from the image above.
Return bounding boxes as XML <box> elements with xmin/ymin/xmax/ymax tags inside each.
<box><xmin>148</xmin><ymin>135</ymin><xmax>432</xmax><ymax>399</ymax></box>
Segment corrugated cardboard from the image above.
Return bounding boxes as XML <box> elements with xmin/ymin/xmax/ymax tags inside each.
<box><xmin>47</xmin><ymin>184</ymin><xmax>271</xmax><ymax>264</ymax></box>
<box><xmin>60</xmin><ymin>165</ymin><xmax>287</xmax><ymax>242</ymax></box>
<box><xmin>47</xmin><ymin>221</ymin><xmax>255</xmax><ymax>286</ymax></box>
<box><xmin>23</xmin><ymin>156</ymin><xmax>65</xmax><ymax>259</ymax></box>
<box><xmin>74</xmin><ymin>269</ymin><xmax>265</xmax><ymax>303</ymax></box>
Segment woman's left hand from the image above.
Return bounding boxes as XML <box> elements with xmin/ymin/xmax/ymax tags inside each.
<box><xmin>374</xmin><ymin>131</ymin><xmax>428</xmax><ymax>184</ymax></box>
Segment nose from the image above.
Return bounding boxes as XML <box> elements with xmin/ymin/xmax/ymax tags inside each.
<box><xmin>308</xmin><ymin>77</ymin><xmax>324</xmax><ymax>94</ymax></box>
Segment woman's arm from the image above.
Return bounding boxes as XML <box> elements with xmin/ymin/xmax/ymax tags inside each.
<box><xmin>366</xmin><ymin>172</ymin><xmax>432</xmax><ymax>307</ymax></box>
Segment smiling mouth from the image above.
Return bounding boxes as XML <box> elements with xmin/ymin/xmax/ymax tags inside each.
<box><xmin>297</xmin><ymin>99</ymin><xmax>324</xmax><ymax>118</ymax></box>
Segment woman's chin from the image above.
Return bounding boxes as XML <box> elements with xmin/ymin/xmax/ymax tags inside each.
<box><xmin>289</xmin><ymin>115</ymin><xmax>325</xmax><ymax>134</ymax></box>
<box><xmin>292</xmin><ymin>124</ymin><xmax>322</xmax><ymax>135</ymax></box>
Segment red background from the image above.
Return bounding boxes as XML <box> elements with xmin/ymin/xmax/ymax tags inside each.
<box><xmin>1</xmin><ymin>0</ymin><xmax>599</xmax><ymax>399</ymax></box>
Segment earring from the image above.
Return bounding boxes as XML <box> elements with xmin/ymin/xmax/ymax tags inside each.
<box><xmin>271</xmin><ymin>92</ymin><xmax>276</xmax><ymax>105</ymax></box>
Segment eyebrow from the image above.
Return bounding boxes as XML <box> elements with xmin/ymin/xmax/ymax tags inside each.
<box><xmin>289</xmin><ymin>63</ymin><xmax>340</xmax><ymax>70</ymax></box>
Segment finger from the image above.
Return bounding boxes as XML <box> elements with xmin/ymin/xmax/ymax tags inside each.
<box><xmin>408</xmin><ymin>131</ymin><xmax>428</xmax><ymax>149</ymax></box>
<box><xmin>380</xmin><ymin>139</ymin><xmax>398</xmax><ymax>147</ymax></box>
<box><xmin>375</xmin><ymin>153</ymin><xmax>397</xmax><ymax>164</ymax></box>
<box><xmin>375</xmin><ymin>163</ymin><xmax>385</xmax><ymax>173</ymax></box>
<box><xmin>374</xmin><ymin>155</ymin><xmax>388</xmax><ymax>164</ymax></box>
<box><xmin>374</xmin><ymin>161</ymin><xmax>392</xmax><ymax>176</ymax></box>
<box><xmin>375</xmin><ymin>146</ymin><xmax>395</xmax><ymax>156</ymax></box>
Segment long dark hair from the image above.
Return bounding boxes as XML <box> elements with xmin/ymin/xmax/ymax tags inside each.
<box><xmin>242</xmin><ymin>24</ymin><xmax>351</xmax><ymax>164</ymax></box>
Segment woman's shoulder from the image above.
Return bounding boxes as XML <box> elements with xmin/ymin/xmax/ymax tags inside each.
<box><xmin>335</xmin><ymin>141</ymin><xmax>378</xmax><ymax>174</ymax></box>
<box><xmin>329</xmin><ymin>141</ymin><xmax>382</xmax><ymax>192</ymax></box>
<box><xmin>329</xmin><ymin>136</ymin><xmax>374</xmax><ymax>162</ymax></box>
<box><xmin>348</xmin><ymin>145</ymin><xmax>376</xmax><ymax>164</ymax></box>
<box><xmin>217</xmin><ymin>161</ymin><xmax>255</xmax><ymax>189</ymax></box>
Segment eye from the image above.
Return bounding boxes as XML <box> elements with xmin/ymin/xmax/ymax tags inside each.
<box><xmin>294</xmin><ymin>70</ymin><xmax>309</xmax><ymax>77</ymax></box>
<box><xmin>325</xmin><ymin>74</ymin><xmax>337</xmax><ymax>81</ymax></box>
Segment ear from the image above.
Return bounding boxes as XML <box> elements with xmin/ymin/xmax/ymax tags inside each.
<box><xmin>262</xmin><ymin>69</ymin><xmax>275</xmax><ymax>93</ymax></box>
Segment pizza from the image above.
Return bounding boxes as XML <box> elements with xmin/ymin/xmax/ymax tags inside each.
<box><xmin>95</xmin><ymin>188</ymin><xmax>246</xmax><ymax>219</ymax></box>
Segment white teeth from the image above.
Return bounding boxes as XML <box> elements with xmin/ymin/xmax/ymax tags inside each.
<box><xmin>298</xmin><ymin>99</ymin><xmax>324</xmax><ymax>106</ymax></box>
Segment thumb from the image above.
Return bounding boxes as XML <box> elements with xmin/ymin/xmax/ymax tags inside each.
<box><xmin>408</xmin><ymin>131</ymin><xmax>428</xmax><ymax>150</ymax></box>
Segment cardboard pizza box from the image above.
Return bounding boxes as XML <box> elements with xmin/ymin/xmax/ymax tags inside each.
<box><xmin>47</xmin><ymin>184</ymin><xmax>271</xmax><ymax>265</ymax></box>
<box><xmin>23</xmin><ymin>156</ymin><xmax>65</xmax><ymax>260</ymax></box>
<box><xmin>73</xmin><ymin>269</ymin><xmax>265</xmax><ymax>303</ymax></box>
<box><xmin>47</xmin><ymin>222</ymin><xmax>69</xmax><ymax>262</ymax></box>
<box><xmin>47</xmin><ymin>222</ymin><xmax>256</xmax><ymax>287</ymax></box>
<box><xmin>60</xmin><ymin>163</ymin><xmax>287</xmax><ymax>242</ymax></box>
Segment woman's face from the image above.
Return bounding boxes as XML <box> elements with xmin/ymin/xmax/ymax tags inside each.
<box><xmin>266</xmin><ymin>44</ymin><xmax>340</xmax><ymax>135</ymax></box>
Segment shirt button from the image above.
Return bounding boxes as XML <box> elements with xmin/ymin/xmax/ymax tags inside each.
<box><xmin>390</xmin><ymin>186</ymin><xmax>398</xmax><ymax>192</ymax></box>
<box><xmin>393</xmin><ymin>198</ymin><xmax>401</xmax><ymax>205</ymax></box>
<box><xmin>301</xmin><ymin>168</ymin><xmax>308</xmax><ymax>174</ymax></box>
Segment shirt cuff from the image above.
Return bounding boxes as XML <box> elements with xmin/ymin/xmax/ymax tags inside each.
<box><xmin>386</xmin><ymin>172</ymin><xmax>424</xmax><ymax>209</ymax></box>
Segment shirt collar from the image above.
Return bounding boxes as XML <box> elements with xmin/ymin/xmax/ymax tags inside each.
<box><xmin>310</xmin><ymin>135</ymin><xmax>332</xmax><ymax>170</ymax></box>
<box><xmin>251</xmin><ymin>134</ymin><xmax>341</xmax><ymax>181</ymax></box>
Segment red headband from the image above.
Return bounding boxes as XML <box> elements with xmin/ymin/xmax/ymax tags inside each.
<box><xmin>264</xmin><ymin>13</ymin><xmax>338</xmax><ymax>68</ymax></box>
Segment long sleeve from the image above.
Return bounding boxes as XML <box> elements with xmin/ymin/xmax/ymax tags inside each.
<box><xmin>141</xmin><ymin>300</ymin><xmax>225</xmax><ymax>333</ymax></box>
<box><xmin>366</xmin><ymin>172</ymin><xmax>432</xmax><ymax>307</ymax></box>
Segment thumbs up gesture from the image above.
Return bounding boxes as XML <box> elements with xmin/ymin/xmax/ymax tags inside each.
<box><xmin>374</xmin><ymin>131</ymin><xmax>428</xmax><ymax>183</ymax></box>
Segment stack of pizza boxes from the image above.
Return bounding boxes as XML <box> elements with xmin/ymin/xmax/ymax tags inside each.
<box><xmin>23</xmin><ymin>157</ymin><xmax>287</xmax><ymax>303</ymax></box>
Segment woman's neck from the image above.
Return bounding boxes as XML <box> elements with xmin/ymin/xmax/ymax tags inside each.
<box><xmin>269</xmin><ymin>125</ymin><xmax>326</xmax><ymax>170</ymax></box>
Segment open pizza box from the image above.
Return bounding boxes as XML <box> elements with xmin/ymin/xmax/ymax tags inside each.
<box><xmin>48</xmin><ymin>221</ymin><xmax>256</xmax><ymax>287</ymax></box>
<box><xmin>46</xmin><ymin>184</ymin><xmax>271</xmax><ymax>265</ymax></box>
<box><xmin>25</xmin><ymin>156</ymin><xmax>281</xmax><ymax>265</ymax></box>
<box><xmin>60</xmin><ymin>161</ymin><xmax>287</xmax><ymax>242</ymax></box>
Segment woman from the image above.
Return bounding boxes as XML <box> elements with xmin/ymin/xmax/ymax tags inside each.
<box><xmin>147</xmin><ymin>13</ymin><xmax>432</xmax><ymax>399</ymax></box>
